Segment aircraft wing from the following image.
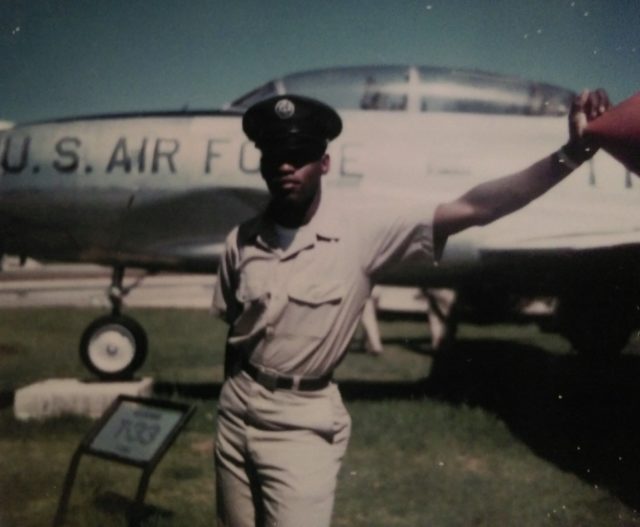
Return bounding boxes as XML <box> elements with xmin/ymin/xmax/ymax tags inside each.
<box><xmin>455</xmin><ymin>197</ymin><xmax>640</xmax><ymax>252</ymax></box>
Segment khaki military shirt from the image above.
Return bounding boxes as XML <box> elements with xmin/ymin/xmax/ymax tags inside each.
<box><xmin>213</xmin><ymin>195</ymin><xmax>435</xmax><ymax>377</ymax></box>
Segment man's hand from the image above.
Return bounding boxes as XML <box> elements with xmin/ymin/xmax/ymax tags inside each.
<box><xmin>566</xmin><ymin>89</ymin><xmax>611</xmax><ymax>162</ymax></box>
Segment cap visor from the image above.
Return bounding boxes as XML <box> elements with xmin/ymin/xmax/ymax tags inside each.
<box><xmin>259</xmin><ymin>135</ymin><xmax>326</xmax><ymax>153</ymax></box>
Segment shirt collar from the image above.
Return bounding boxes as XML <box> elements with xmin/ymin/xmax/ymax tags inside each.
<box><xmin>246</xmin><ymin>194</ymin><xmax>342</xmax><ymax>252</ymax></box>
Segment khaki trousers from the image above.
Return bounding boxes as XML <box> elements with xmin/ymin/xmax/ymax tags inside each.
<box><xmin>215</xmin><ymin>371</ymin><xmax>351</xmax><ymax>527</ymax></box>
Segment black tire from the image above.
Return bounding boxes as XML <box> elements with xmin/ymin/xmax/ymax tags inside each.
<box><xmin>79</xmin><ymin>314</ymin><xmax>148</xmax><ymax>380</ymax></box>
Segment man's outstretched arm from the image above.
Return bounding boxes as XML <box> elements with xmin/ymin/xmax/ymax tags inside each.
<box><xmin>433</xmin><ymin>89</ymin><xmax>611</xmax><ymax>251</ymax></box>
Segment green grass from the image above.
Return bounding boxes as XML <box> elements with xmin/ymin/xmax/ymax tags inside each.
<box><xmin>1</xmin><ymin>307</ymin><xmax>640</xmax><ymax>526</ymax></box>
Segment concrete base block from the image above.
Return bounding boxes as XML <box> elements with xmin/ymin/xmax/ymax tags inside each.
<box><xmin>14</xmin><ymin>378</ymin><xmax>153</xmax><ymax>420</ymax></box>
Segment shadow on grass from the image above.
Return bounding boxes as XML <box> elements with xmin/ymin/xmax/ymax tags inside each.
<box><xmin>94</xmin><ymin>490</ymin><xmax>174</xmax><ymax>525</ymax></box>
<box><xmin>0</xmin><ymin>390</ymin><xmax>14</xmax><ymax>409</ymax></box>
<box><xmin>422</xmin><ymin>339</ymin><xmax>640</xmax><ymax>512</ymax></box>
<box><xmin>153</xmin><ymin>337</ymin><xmax>640</xmax><ymax>511</ymax></box>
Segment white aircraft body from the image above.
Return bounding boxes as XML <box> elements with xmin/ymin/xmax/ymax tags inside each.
<box><xmin>1</xmin><ymin>65</ymin><xmax>638</xmax><ymax>378</ymax></box>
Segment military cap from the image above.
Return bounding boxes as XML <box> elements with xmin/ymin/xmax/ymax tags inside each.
<box><xmin>242</xmin><ymin>95</ymin><xmax>342</xmax><ymax>152</ymax></box>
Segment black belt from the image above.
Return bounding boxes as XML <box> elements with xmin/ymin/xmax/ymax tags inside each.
<box><xmin>241</xmin><ymin>359</ymin><xmax>332</xmax><ymax>391</ymax></box>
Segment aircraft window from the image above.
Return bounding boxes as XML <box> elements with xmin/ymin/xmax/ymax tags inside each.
<box><xmin>227</xmin><ymin>66</ymin><xmax>573</xmax><ymax>116</ymax></box>
<box><xmin>227</xmin><ymin>66</ymin><xmax>412</xmax><ymax>111</ymax></box>
<box><xmin>417</xmin><ymin>67</ymin><xmax>572</xmax><ymax>115</ymax></box>
<box><xmin>281</xmin><ymin>66</ymin><xmax>411</xmax><ymax>111</ymax></box>
<box><xmin>227</xmin><ymin>82</ymin><xmax>279</xmax><ymax>111</ymax></box>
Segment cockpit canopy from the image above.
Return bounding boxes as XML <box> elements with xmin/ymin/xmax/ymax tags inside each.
<box><xmin>227</xmin><ymin>65</ymin><xmax>573</xmax><ymax>116</ymax></box>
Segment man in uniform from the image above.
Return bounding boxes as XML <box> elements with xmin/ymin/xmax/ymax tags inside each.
<box><xmin>212</xmin><ymin>90</ymin><xmax>610</xmax><ymax>527</ymax></box>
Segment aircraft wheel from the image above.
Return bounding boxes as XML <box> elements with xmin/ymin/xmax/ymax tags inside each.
<box><xmin>79</xmin><ymin>315</ymin><xmax>148</xmax><ymax>380</ymax></box>
<box><xmin>558</xmin><ymin>294</ymin><xmax>634</xmax><ymax>359</ymax></box>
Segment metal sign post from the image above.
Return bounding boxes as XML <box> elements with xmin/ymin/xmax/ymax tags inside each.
<box><xmin>53</xmin><ymin>395</ymin><xmax>195</xmax><ymax>527</ymax></box>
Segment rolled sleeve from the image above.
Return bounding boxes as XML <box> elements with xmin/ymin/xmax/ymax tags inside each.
<box><xmin>360</xmin><ymin>204</ymin><xmax>436</xmax><ymax>278</ymax></box>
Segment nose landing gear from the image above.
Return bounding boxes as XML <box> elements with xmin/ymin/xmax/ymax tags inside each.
<box><xmin>79</xmin><ymin>267</ymin><xmax>148</xmax><ymax>380</ymax></box>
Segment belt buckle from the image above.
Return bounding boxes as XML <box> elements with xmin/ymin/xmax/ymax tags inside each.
<box><xmin>255</xmin><ymin>369</ymin><xmax>278</xmax><ymax>391</ymax></box>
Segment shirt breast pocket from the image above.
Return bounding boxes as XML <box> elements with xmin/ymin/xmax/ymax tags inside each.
<box><xmin>281</xmin><ymin>280</ymin><xmax>345</xmax><ymax>338</ymax></box>
<box><xmin>232</xmin><ymin>279</ymin><xmax>269</xmax><ymax>336</ymax></box>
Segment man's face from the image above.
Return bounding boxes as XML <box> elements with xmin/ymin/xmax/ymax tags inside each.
<box><xmin>260</xmin><ymin>149</ymin><xmax>329</xmax><ymax>208</ymax></box>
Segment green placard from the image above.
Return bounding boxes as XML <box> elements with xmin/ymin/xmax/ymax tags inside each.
<box><xmin>89</xmin><ymin>399</ymin><xmax>185</xmax><ymax>463</ymax></box>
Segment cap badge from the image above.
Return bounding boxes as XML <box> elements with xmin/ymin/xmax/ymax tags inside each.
<box><xmin>274</xmin><ymin>99</ymin><xmax>295</xmax><ymax>119</ymax></box>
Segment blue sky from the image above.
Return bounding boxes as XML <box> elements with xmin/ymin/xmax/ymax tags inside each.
<box><xmin>1</xmin><ymin>0</ymin><xmax>638</xmax><ymax>122</ymax></box>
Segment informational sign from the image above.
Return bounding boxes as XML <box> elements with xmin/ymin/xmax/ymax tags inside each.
<box><xmin>54</xmin><ymin>395</ymin><xmax>195</xmax><ymax>527</ymax></box>
<box><xmin>90</xmin><ymin>399</ymin><xmax>184</xmax><ymax>463</ymax></box>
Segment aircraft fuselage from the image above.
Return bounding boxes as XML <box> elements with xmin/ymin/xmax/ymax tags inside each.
<box><xmin>1</xmin><ymin>109</ymin><xmax>637</xmax><ymax>289</ymax></box>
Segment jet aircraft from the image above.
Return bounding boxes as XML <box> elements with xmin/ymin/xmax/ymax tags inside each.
<box><xmin>1</xmin><ymin>65</ymin><xmax>638</xmax><ymax>379</ymax></box>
